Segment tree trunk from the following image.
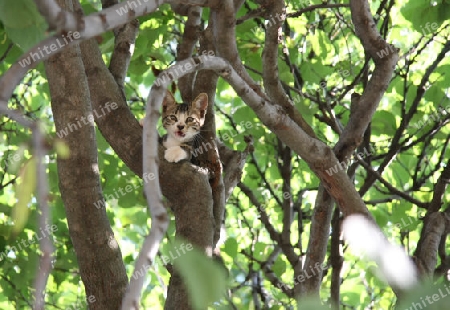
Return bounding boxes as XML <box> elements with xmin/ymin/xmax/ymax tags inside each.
<box><xmin>45</xmin><ymin>3</ymin><xmax>128</xmax><ymax>308</ymax></box>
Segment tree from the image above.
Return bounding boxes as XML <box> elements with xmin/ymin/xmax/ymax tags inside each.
<box><xmin>0</xmin><ymin>0</ymin><xmax>449</xmax><ymax>309</ymax></box>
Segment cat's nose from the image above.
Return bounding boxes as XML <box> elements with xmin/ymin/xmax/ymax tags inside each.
<box><xmin>177</xmin><ymin>125</ymin><xmax>185</xmax><ymax>130</ymax></box>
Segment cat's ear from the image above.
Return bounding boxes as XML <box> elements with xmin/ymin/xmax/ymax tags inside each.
<box><xmin>162</xmin><ymin>90</ymin><xmax>177</xmax><ymax>113</ymax></box>
<box><xmin>192</xmin><ymin>93</ymin><xmax>208</xmax><ymax>119</ymax></box>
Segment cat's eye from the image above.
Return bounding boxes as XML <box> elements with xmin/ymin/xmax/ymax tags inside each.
<box><xmin>169</xmin><ymin>115</ymin><xmax>177</xmax><ymax>121</ymax></box>
<box><xmin>186</xmin><ymin>117</ymin><xmax>194</xmax><ymax>123</ymax></box>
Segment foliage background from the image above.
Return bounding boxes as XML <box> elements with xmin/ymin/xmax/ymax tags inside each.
<box><xmin>0</xmin><ymin>0</ymin><xmax>449</xmax><ymax>308</ymax></box>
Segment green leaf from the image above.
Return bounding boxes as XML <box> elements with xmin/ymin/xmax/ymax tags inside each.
<box><xmin>371</xmin><ymin>110</ymin><xmax>397</xmax><ymax>136</ymax></box>
<box><xmin>222</xmin><ymin>237</ymin><xmax>238</xmax><ymax>258</ymax></box>
<box><xmin>12</xmin><ymin>157</ymin><xmax>36</xmax><ymax>236</ymax></box>
<box><xmin>297</xmin><ymin>296</ymin><xmax>329</xmax><ymax>309</ymax></box>
<box><xmin>0</xmin><ymin>0</ymin><xmax>47</xmax><ymax>50</ymax></box>
<box><xmin>401</xmin><ymin>2</ymin><xmax>450</xmax><ymax>30</ymax></box>
<box><xmin>172</xmin><ymin>239</ymin><xmax>227</xmax><ymax>309</ymax></box>
<box><xmin>397</xmin><ymin>281</ymin><xmax>450</xmax><ymax>310</ymax></box>
<box><xmin>5</xmin><ymin>144</ymin><xmax>27</xmax><ymax>174</ymax></box>
<box><xmin>129</xmin><ymin>55</ymin><xmax>150</xmax><ymax>76</ymax></box>
<box><xmin>372</xmin><ymin>208</ymin><xmax>389</xmax><ymax>228</ymax></box>
<box><xmin>254</xmin><ymin>242</ymin><xmax>268</xmax><ymax>260</ymax></box>
<box><xmin>0</xmin><ymin>0</ymin><xmax>43</xmax><ymax>28</ymax></box>
<box><xmin>272</xmin><ymin>257</ymin><xmax>286</xmax><ymax>278</ymax></box>
<box><xmin>434</xmin><ymin>65</ymin><xmax>450</xmax><ymax>89</ymax></box>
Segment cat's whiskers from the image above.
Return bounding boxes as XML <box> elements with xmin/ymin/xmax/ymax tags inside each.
<box><xmin>191</xmin><ymin>134</ymin><xmax>206</xmax><ymax>147</ymax></box>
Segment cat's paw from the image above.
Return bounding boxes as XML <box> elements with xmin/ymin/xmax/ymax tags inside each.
<box><xmin>164</xmin><ymin>146</ymin><xmax>188</xmax><ymax>163</ymax></box>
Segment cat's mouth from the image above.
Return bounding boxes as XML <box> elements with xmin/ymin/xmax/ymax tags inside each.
<box><xmin>176</xmin><ymin>131</ymin><xmax>185</xmax><ymax>138</ymax></box>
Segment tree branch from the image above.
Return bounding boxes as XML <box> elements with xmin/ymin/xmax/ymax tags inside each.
<box><xmin>32</xmin><ymin>122</ymin><xmax>54</xmax><ymax>310</ymax></box>
<box><xmin>121</xmin><ymin>86</ymin><xmax>169</xmax><ymax>309</ymax></box>
<box><xmin>45</xmin><ymin>5</ymin><xmax>128</xmax><ymax>306</ymax></box>
<box><xmin>302</xmin><ymin>0</ymin><xmax>399</xmax><ymax>296</ymax></box>
<box><xmin>262</xmin><ymin>0</ymin><xmax>316</xmax><ymax>138</ymax></box>
<box><xmin>0</xmin><ymin>0</ymin><xmax>170</xmax><ymax>114</ymax></box>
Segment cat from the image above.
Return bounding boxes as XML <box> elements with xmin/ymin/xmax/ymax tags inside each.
<box><xmin>141</xmin><ymin>91</ymin><xmax>208</xmax><ymax>163</ymax></box>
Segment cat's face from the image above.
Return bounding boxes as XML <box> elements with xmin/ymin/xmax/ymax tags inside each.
<box><xmin>162</xmin><ymin>91</ymin><xmax>208</xmax><ymax>143</ymax></box>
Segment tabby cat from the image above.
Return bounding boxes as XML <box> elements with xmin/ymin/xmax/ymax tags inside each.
<box><xmin>158</xmin><ymin>91</ymin><xmax>208</xmax><ymax>163</ymax></box>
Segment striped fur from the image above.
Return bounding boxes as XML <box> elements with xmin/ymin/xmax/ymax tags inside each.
<box><xmin>161</xmin><ymin>91</ymin><xmax>208</xmax><ymax>163</ymax></box>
